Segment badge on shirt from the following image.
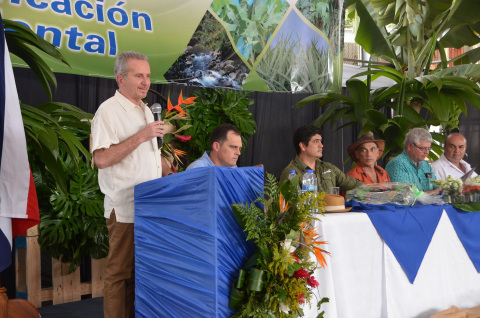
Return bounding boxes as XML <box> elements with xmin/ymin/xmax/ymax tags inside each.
<box><xmin>322</xmin><ymin>169</ymin><xmax>332</xmax><ymax>175</ymax></box>
<box><xmin>425</xmin><ymin>172</ymin><xmax>432</xmax><ymax>179</ymax></box>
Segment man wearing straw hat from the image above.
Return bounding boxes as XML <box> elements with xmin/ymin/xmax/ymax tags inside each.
<box><xmin>347</xmin><ymin>132</ymin><xmax>391</xmax><ymax>184</ymax></box>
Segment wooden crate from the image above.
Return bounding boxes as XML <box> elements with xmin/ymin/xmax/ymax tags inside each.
<box><xmin>15</xmin><ymin>226</ymin><xmax>106</xmax><ymax>308</ymax></box>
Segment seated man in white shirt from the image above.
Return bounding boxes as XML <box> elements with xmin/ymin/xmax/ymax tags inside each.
<box><xmin>431</xmin><ymin>133</ymin><xmax>477</xmax><ymax>180</ymax></box>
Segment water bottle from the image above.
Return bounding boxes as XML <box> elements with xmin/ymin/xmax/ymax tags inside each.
<box><xmin>312</xmin><ymin>173</ymin><xmax>318</xmax><ymax>193</ymax></box>
<box><xmin>311</xmin><ymin>172</ymin><xmax>318</xmax><ymax>212</ymax></box>
<box><xmin>288</xmin><ymin>170</ymin><xmax>296</xmax><ymax>181</ymax></box>
<box><xmin>302</xmin><ymin>170</ymin><xmax>315</xmax><ymax>194</ymax></box>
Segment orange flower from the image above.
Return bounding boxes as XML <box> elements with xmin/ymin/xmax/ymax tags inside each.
<box><xmin>279</xmin><ymin>193</ymin><xmax>290</xmax><ymax>213</ymax></box>
<box><xmin>173</xmin><ymin>149</ymin><xmax>186</xmax><ymax>162</ymax></box>
<box><xmin>166</xmin><ymin>91</ymin><xmax>190</xmax><ymax>117</ymax></box>
<box><xmin>303</xmin><ymin>227</ymin><xmax>330</xmax><ymax>268</ymax></box>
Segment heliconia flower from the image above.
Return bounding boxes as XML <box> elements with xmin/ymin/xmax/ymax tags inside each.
<box><xmin>175</xmin><ymin>134</ymin><xmax>191</xmax><ymax>143</ymax></box>
<box><xmin>166</xmin><ymin>96</ymin><xmax>174</xmax><ymax>115</ymax></box>
<box><xmin>166</xmin><ymin>93</ymin><xmax>187</xmax><ymax>117</ymax></box>
<box><xmin>176</xmin><ymin>90</ymin><xmax>198</xmax><ymax>106</ymax></box>
<box><xmin>298</xmin><ymin>293</ymin><xmax>305</xmax><ymax>304</ymax></box>
<box><xmin>307</xmin><ymin>275</ymin><xmax>319</xmax><ymax>288</ymax></box>
<box><xmin>293</xmin><ymin>268</ymin><xmax>309</xmax><ymax>278</ymax></box>
<box><xmin>281</xmin><ymin>238</ymin><xmax>296</xmax><ymax>253</ymax></box>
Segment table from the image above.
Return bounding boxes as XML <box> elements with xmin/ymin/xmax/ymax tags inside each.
<box><xmin>304</xmin><ymin>210</ymin><xmax>480</xmax><ymax>318</ymax></box>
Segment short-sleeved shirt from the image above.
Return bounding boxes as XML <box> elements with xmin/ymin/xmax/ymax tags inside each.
<box><xmin>279</xmin><ymin>155</ymin><xmax>363</xmax><ymax>193</ymax></box>
<box><xmin>91</xmin><ymin>91</ymin><xmax>162</xmax><ymax>223</ymax></box>
<box><xmin>431</xmin><ymin>153</ymin><xmax>477</xmax><ymax>180</ymax></box>
<box><xmin>347</xmin><ymin>164</ymin><xmax>391</xmax><ymax>184</ymax></box>
<box><xmin>186</xmin><ymin>151</ymin><xmax>238</xmax><ymax>170</ymax></box>
<box><xmin>385</xmin><ymin>150</ymin><xmax>438</xmax><ymax>191</ymax></box>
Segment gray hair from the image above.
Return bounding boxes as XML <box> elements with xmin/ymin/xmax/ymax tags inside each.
<box><xmin>114</xmin><ymin>51</ymin><xmax>148</xmax><ymax>85</ymax></box>
<box><xmin>404</xmin><ymin>127</ymin><xmax>433</xmax><ymax>149</ymax></box>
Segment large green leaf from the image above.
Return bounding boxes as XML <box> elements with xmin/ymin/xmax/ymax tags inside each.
<box><xmin>350</xmin><ymin>0</ymin><xmax>397</xmax><ymax>61</ymax></box>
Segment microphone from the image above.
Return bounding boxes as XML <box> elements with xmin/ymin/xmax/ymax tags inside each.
<box><xmin>151</xmin><ymin>103</ymin><xmax>163</xmax><ymax>149</ymax></box>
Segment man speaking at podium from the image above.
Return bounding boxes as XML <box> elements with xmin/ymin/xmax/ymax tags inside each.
<box><xmin>91</xmin><ymin>51</ymin><xmax>164</xmax><ymax>318</ymax></box>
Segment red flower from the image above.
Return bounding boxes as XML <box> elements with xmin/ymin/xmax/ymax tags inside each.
<box><xmin>463</xmin><ymin>185</ymin><xmax>480</xmax><ymax>195</ymax></box>
<box><xmin>175</xmin><ymin>134</ymin><xmax>191</xmax><ymax>143</ymax></box>
<box><xmin>298</xmin><ymin>293</ymin><xmax>305</xmax><ymax>304</ymax></box>
<box><xmin>307</xmin><ymin>275</ymin><xmax>319</xmax><ymax>288</ymax></box>
<box><xmin>294</xmin><ymin>268</ymin><xmax>309</xmax><ymax>278</ymax></box>
<box><xmin>290</xmin><ymin>253</ymin><xmax>299</xmax><ymax>263</ymax></box>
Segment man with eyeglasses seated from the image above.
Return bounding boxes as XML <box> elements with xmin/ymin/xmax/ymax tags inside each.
<box><xmin>346</xmin><ymin>132</ymin><xmax>391</xmax><ymax>184</ymax></box>
<box><xmin>385</xmin><ymin>128</ymin><xmax>441</xmax><ymax>194</ymax></box>
<box><xmin>431</xmin><ymin>133</ymin><xmax>477</xmax><ymax>180</ymax></box>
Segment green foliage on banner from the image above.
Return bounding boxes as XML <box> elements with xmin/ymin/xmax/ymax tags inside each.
<box><xmin>191</xmin><ymin>11</ymin><xmax>232</xmax><ymax>58</ymax></box>
<box><xmin>256</xmin><ymin>34</ymin><xmax>328</xmax><ymax>93</ymax></box>
<box><xmin>296</xmin><ymin>0</ymin><xmax>330</xmax><ymax>35</ymax></box>
<box><xmin>211</xmin><ymin>0</ymin><xmax>289</xmax><ymax>65</ymax></box>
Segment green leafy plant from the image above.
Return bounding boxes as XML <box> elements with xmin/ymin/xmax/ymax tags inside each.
<box><xmin>178</xmin><ymin>87</ymin><xmax>257</xmax><ymax>163</ymax></box>
<box><xmin>4</xmin><ymin>19</ymin><xmax>69</xmax><ymax>101</ymax></box>
<box><xmin>230</xmin><ymin>174</ymin><xmax>329</xmax><ymax>317</ymax></box>
<box><xmin>36</xmin><ymin>153</ymin><xmax>107</xmax><ymax>272</ymax></box>
<box><xmin>297</xmin><ymin>0</ymin><xmax>480</xmax><ymax>159</ymax></box>
<box><xmin>5</xmin><ymin>18</ymin><xmax>107</xmax><ymax>270</ymax></box>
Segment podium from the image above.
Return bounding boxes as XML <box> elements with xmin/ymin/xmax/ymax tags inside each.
<box><xmin>133</xmin><ymin>166</ymin><xmax>264</xmax><ymax>317</ymax></box>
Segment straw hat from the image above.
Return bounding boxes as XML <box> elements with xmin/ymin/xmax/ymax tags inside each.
<box><xmin>348</xmin><ymin>132</ymin><xmax>385</xmax><ymax>162</ymax></box>
<box><xmin>323</xmin><ymin>194</ymin><xmax>352</xmax><ymax>212</ymax></box>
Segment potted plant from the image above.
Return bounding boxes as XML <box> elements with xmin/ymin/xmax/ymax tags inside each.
<box><xmin>4</xmin><ymin>19</ymin><xmax>107</xmax><ymax>271</ymax></box>
<box><xmin>297</xmin><ymin>0</ymin><xmax>480</xmax><ymax>159</ymax></box>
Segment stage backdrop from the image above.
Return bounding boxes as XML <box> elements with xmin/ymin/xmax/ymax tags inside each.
<box><xmin>1</xmin><ymin>0</ymin><xmax>345</xmax><ymax>93</ymax></box>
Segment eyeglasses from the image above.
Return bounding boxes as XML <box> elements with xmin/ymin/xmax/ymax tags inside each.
<box><xmin>413</xmin><ymin>143</ymin><xmax>432</xmax><ymax>152</ymax></box>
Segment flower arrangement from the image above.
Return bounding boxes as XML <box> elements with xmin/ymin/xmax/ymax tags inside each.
<box><xmin>464</xmin><ymin>175</ymin><xmax>480</xmax><ymax>194</ymax></box>
<box><xmin>154</xmin><ymin>90</ymin><xmax>196</xmax><ymax>170</ymax></box>
<box><xmin>229</xmin><ymin>174</ymin><xmax>329</xmax><ymax>317</ymax></box>
<box><xmin>431</xmin><ymin>175</ymin><xmax>480</xmax><ymax>211</ymax></box>
<box><xmin>431</xmin><ymin>175</ymin><xmax>463</xmax><ymax>203</ymax></box>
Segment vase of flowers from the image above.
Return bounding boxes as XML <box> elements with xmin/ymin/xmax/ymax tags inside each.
<box><xmin>229</xmin><ymin>174</ymin><xmax>329</xmax><ymax>317</ymax></box>
<box><xmin>431</xmin><ymin>175</ymin><xmax>463</xmax><ymax>203</ymax></box>
<box><xmin>463</xmin><ymin>176</ymin><xmax>480</xmax><ymax>202</ymax></box>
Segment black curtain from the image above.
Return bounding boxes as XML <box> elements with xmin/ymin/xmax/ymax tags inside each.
<box><xmin>13</xmin><ymin>67</ymin><xmax>359</xmax><ymax>179</ymax></box>
<box><xmin>459</xmin><ymin>106</ymin><xmax>480</xmax><ymax>171</ymax></box>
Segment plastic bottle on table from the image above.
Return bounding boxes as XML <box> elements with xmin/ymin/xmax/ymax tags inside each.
<box><xmin>288</xmin><ymin>170</ymin><xmax>296</xmax><ymax>181</ymax></box>
<box><xmin>302</xmin><ymin>169</ymin><xmax>315</xmax><ymax>193</ymax></box>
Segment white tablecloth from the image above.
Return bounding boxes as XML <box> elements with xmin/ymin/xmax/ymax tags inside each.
<box><xmin>304</xmin><ymin>211</ymin><xmax>480</xmax><ymax>318</ymax></box>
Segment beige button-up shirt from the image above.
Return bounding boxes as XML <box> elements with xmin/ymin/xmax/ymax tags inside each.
<box><xmin>91</xmin><ymin>91</ymin><xmax>162</xmax><ymax>223</ymax></box>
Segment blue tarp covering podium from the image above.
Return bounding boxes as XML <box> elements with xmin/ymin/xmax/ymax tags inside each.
<box><xmin>134</xmin><ymin>166</ymin><xmax>264</xmax><ymax>317</ymax></box>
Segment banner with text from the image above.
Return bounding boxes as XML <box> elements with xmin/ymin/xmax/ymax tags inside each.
<box><xmin>1</xmin><ymin>0</ymin><xmax>345</xmax><ymax>93</ymax></box>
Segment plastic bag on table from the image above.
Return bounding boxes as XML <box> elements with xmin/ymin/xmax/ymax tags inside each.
<box><xmin>346</xmin><ymin>182</ymin><xmax>419</xmax><ymax>206</ymax></box>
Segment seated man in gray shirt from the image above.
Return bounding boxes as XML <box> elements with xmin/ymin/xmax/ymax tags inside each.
<box><xmin>186</xmin><ymin>123</ymin><xmax>242</xmax><ymax>170</ymax></box>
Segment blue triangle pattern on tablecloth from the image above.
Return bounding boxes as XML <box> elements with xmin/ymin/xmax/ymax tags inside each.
<box><xmin>444</xmin><ymin>205</ymin><xmax>480</xmax><ymax>273</ymax></box>
<box><xmin>348</xmin><ymin>200</ymin><xmax>444</xmax><ymax>283</ymax></box>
